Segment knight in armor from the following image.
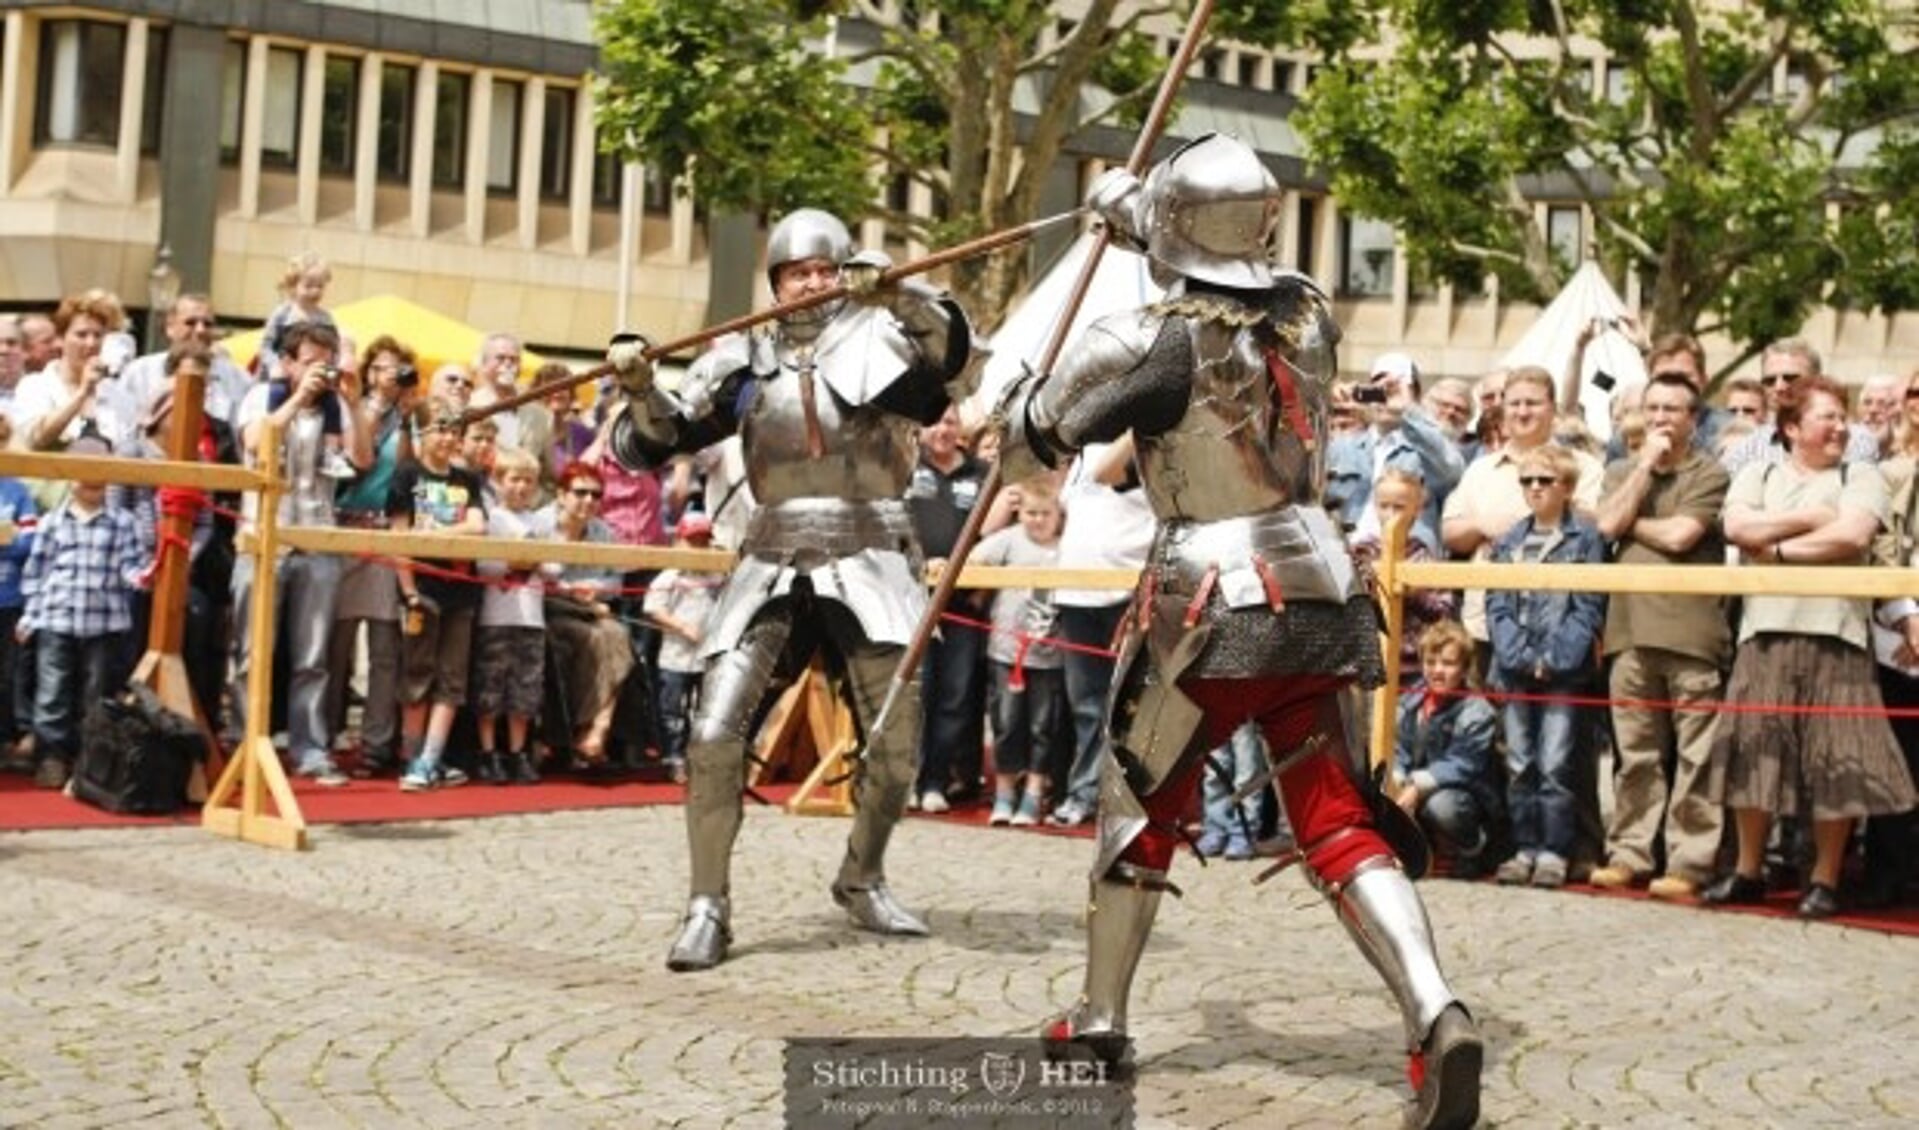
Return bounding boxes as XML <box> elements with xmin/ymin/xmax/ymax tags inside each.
<box><xmin>994</xmin><ymin>134</ymin><xmax>1483</xmax><ymax>1130</ymax></box>
<box><xmin>604</xmin><ymin>209</ymin><xmax>976</xmax><ymax>972</ymax></box>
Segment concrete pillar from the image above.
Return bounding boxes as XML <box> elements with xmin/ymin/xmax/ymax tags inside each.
<box><xmin>568</xmin><ymin>75</ymin><xmax>594</xmax><ymax>256</ymax></box>
<box><xmin>518</xmin><ymin>78</ymin><xmax>544</xmax><ymax>249</ymax></box>
<box><xmin>157</xmin><ymin>24</ymin><xmax>226</xmax><ymax>294</ymax></box>
<box><xmin>408</xmin><ymin>60</ymin><xmax>436</xmax><ymax>237</ymax></box>
<box><xmin>353</xmin><ymin>54</ymin><xmax>381</xmax><ymax>231</ymax></box>
<box><xmin>116</xmin><ymin>19</ymin><xmax>147</xmax><ymax>204</ymax></box>
<box><xmin>238</xmin><ymin>37</ymin><xmax>268</xmax><ymax>218</ymax></box>
<box><xmin>465</xmin><ymin>71</ymin><xmax>489</xmax><ymax>243</ymax></box>
<box><xmin>296</xmin><ymin>44</ymin><xmax>325</xmax><ymax>224</ymax></box>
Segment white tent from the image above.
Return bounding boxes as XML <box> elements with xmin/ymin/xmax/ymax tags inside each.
<box><xmin>975</xmin><ymin>233</ymin><xmax>1164</xmax><ymax>412</ymax></box>
<box><xmin>1497</xmin><ymin>261</ymin><xmax>1646</xmax><ymax>440</ymax></box>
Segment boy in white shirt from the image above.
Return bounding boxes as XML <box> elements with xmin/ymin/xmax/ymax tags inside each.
<box><xmin>642</xmin><ymin>512</ymin><xmax>722</xmax><ymax>784</ymax></box>
<box><xmin>472</xmin><ymin>448</ymin><xmax>559</xmax><ymax>784</ymax></box>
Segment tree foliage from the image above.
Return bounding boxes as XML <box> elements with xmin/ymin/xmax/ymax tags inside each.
<box><xmin>1255</xmin><ymin>0</ymin><xmax>1919</xmax><ymax>359</ymax></box>
<box><xmin>594</xmin><ymin>0</ymin><xmax>1183</xmax><ymax>327</ymax></box>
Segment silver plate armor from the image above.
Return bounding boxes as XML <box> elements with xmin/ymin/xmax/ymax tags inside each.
<box><xmin>1137</xmin><ymin>133</ymin><xmax>1283</xmax><ymax>290</ymax></box>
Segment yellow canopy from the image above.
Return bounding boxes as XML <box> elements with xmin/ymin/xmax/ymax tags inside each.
<box><xmin>222</xmin><ymin>294</ymin><xmax>546</xmax><ymax>378</ymax></box>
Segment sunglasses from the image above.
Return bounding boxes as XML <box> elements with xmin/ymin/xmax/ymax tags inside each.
<box><xmin>1518</xmin><ymin>475</ymin><xmax>1564</xmax><ymax>488</ymax></box>
<box><xmin>1650</xmin><ymin>370</ymin><xmax>1695</xmax><ymax>383</ymax></box>
<box><xmin>1905</xmin><ymin>388</ymin><xmax>1919</xmax><ymax>400</ymax></box>
<box><xmin>1759</xmin><ymin>372</ymin><xmax>1806</xmax><ymax>387</ymax></box>
<box><xmin>567</xmin><ymin>486</ymin><xmax>604</xmax><ymax>500</ymax></box>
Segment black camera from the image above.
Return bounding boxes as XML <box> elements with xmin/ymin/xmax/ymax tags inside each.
<box><xmin>1591</xmin><ymin>369</ymin><xmax>1617</xmax><ymax>392</ymax></box>
<box><xmin>1352</xmin><ymin>384</ymin><xmax>1389</xmax><ymax>405</ymax></box>
<box><xmin>312</xmin><ymin>363</ymin><xmax>340</xmax><ymax>386</ymax></box>
<box><xmin>396</xmin><ymin>364</ymin><xmax>419</xmax><ymax>389</ymax></box>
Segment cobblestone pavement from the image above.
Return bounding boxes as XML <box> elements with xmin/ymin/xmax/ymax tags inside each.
<box><xmin>2</xmin><ymin>807</ymin><xmax>1915</xmax><ymax>1128</ymax></box>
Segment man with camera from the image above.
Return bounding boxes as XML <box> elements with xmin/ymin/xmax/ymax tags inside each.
<box><xmin>1325</xmin><ymin>351</ymin><xmax>1465</xmax><ymax>548</ymax></box>
<box><xmin>229</xmin><ymin>319</ymin><xmax>371</xmax><ymax>786</ymax></box>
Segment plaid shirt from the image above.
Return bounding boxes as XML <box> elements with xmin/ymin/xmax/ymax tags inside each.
<box><xmin>21</xmin><ymin>500</ymin><xmax>149</xmax><ymax>638</ymax></box>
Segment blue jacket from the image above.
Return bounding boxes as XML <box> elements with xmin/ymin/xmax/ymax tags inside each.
<box><xmin>1486</xmin><ymin>513</ymin><xmax>1608</xmax><ymax>685</ymax></box>
<box><xmin>1325</xmin><ymin>407</ymin><xmax>1464</xmax><ymax>542</ymax></box>
<box><xmin>1395</xmin><ymin>688</ymin><xmax>1501</xmax><ymax>813</ymax></box>
<box><xmin>0</xmin><ymin>477</ymin><xmax>38</xmax><ymax>610</ymax></box>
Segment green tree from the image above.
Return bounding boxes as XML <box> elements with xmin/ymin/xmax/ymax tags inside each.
<box><xmin>594</xmin><ymin>0</ymin><xmax>1174</xmax><ymax>328</ymax></box>
<box><xmin>1264</xmin><ymin>0</ymin><xmax>1919</xmax><ymax>367</ymax></box>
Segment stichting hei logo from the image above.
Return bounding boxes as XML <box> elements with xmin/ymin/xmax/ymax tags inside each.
<box><xmin>977</xmin><ymin>1050</ymin><xmax>1026</xmax><ymax>1098</ymax></box>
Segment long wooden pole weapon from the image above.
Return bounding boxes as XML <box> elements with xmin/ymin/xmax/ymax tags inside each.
<box><xmin>852</xmin><ymin>0</ymin><xmax>1220</xmax><ymax>767</ymax></box>
<box><xmin>462</xmin><ymin>208</ymin><xmax>1084</xmax><ymax>425</ymax></box>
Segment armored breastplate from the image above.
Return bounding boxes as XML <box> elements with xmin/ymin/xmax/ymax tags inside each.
<box><xmin>1134</xmin><ymin>310</ymin><xmax>1328</xmax><ymax>523</ymax></box>
<box><xmin>739</xmin><ymin>343</ymin><xmax>919</xmax><ymax>505</ymax></box>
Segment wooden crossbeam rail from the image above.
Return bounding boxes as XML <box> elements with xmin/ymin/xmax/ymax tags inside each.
<box><xmin>0</xmin><ymin>450</ymin><xmax>263</xmax><ymax>492</ymax></box>
<box><xmin>1369</xmin><ymin>513</ymin><xmax>1919</xmax><ymax>770</ymax></box>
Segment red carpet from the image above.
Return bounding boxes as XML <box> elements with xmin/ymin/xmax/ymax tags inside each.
<box><xmin>4</xmin><ymin>775</ymin><xmax>1915</xmax><ymax>937</ymax></box>
<box><xmin>0</xmin><ymin>772</ymin><xmax>790</xmax><ymax>831</ymax></box>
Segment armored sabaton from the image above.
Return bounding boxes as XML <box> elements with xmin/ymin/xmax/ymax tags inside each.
<box><xmin>1001</xmin><ymin>275</ymin><xmax>1384</xmax><ymax>879</ymax></box>
<box><xmin>610</xmin><ymin>274</ymin><xmax>975</xmax><ymax>971</ymax></box>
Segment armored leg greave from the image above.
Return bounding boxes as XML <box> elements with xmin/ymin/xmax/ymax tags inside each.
<box><xmin>830</xmin><ymin>644</ymin><xmax>928</xmax><ymax>935</ymax></box>
<box><xmin>837</xmin><ymin>645</ymin><xmax>921</xmax><ymax>891</ymax></box>
<box><xmin>682</xmin><ymin>613</ymin><xmax>793</xmax><ymax>898</ymax></box>
<box><xmin>1044</xmin><ymin>864</ymin><xmax>1167</xmax><ymax>1049</ymax></box>
<box><xmin>1334</xmin><ymin>858</ymin><xmax>1481</xmax><ymax>1130</ymax></box>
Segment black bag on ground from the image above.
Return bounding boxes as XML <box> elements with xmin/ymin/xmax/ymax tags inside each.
<box><xmin>73</xmin><ymin>684</ymin><xmax>207</xmax><ymax>815</ymax></box>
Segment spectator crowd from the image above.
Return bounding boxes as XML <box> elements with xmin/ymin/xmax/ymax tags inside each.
<box><xmin>1</xmin><ymin>269</ymin><xmax>1915</xmax><ymax>922</ymax></box>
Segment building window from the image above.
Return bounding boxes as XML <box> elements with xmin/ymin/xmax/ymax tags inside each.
<box><xmin>320</xmin><ymin>55</ymin><xmax>358</xmax><ymax>174</ymax></box>
<box><xmin>1237</xmin><ymin>54</ymin><xmax>1260</xmax><ymax>89</ymax></box>
<box><xmin>539</xmin><ymin>86</ymin><xmax>574</xmax><ymax>200</ymax></box>
<box><xmin>487</xmin><ymin>79</ymin><xmax>522</xmax><ymax>193</ymax></box>
<box><xmin>1338</xmin><ymin>214</ymin><xmax>1396</xmax><ymax>297</ymax></box>
<box><xmin>592</xmin><ymin>148</ymin><xmax>621</xmax><ymax>209</ymax></box>
<box><xmin>220</xmin><ymin>40</ymin><xmax>245</xmax><ymax>163</ymax></box>
<box><xmin>260</xmin><ymin>46</ymin><xmax>303</xmax><ymax>167</ymax></box>
<box><xmin>141</xmin><ymin>28</ymin><xmax>169</xmax><ymax>154</ymax></box>
<box><xmin>376</xmin><ymin>63</ymin><xmax>415</xmax><ymax>181</ymax></box>
<box><xmin>644</xmin><ymin>165</ymin><xmax>673</xmax><ymax>215</ymax></box>
<box><xmin>432</xmin><ymin>71</ymin><xmax>470</xmax><ymax>188</ymax></box>
<box><xmin>1603</xmin><ymin>62</ymin><xmax>1632</xmax><ymax>104</ymax></box>
<box><xmin>35</xmin><ymin>20</ymin><xmax>126</xmax><ymax>148</ymax></box>
<box><xmin>1274</xmin><ymin>60</ymin><xmax>1296</xmax><ymax>93</ymax></box>
<box><xmin>1295</xmin><ymin>196</ymin><xmax>1318</xmax><ymax>277</ymax></box>
<box><xmin>1547</xmin><ymin>205</ymin><xmax>1583</xmax><ymax>271</ymax></box>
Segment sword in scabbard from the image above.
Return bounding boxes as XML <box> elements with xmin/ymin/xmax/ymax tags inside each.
<box><xmin>460</xmin><ymin>208</ymin><xmax>1086</xmax><ymax>426</ymax></box>
<box><xmin>849</xmin><ymin>0</ymin><xmax>1220</xmax><ymax>773</ymax></box>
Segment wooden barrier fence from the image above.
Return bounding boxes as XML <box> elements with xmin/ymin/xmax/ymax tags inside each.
<box><xmin>9</xmin><ymin>437</ymin><xmax>1912</xmax><ymax>852</ymax></box>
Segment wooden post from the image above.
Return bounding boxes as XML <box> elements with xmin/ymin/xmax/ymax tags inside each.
<box><xmin>1370</xmin><ymin>509</ymin><xmax>1413</xmax><ymax>772</ymax></box>
<box><xmin>128</xmin><ymin>356</ymin><xmax>221</xmax><ymax>799</ymax></box>
<box><xmin>202</xmin><ymin>421</ymin><xmax>308</xmax><ymax>850</ymax></box>
<box><xmin>783</xmin><ymin>661</ymin><xmax>857</xmax><ymax>817</ymax></box>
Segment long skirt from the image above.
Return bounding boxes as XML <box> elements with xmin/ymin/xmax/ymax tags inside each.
<box><xmin>547</xmin><ymin>614</ymin><xmax>635</xmax><ymax>731</ymax></box>
<box><xmin>1708</xmin><ymin>633</ymin><xmax>1918</xmax><ymax>820</ymax></box>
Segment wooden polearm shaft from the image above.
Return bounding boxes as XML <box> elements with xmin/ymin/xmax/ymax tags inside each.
<box><xmin>858</xmin><ymin>0</ymin><xmax>1221</xmax><ymax>752</ymax></box>
<box><xmin>462</xmin><ymin>208</ymin><xmax>1084</xmax><ymax>425</ymax></box>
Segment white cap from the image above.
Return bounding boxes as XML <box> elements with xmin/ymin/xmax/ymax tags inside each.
<box><xmin>1369</xmin><ymin>351</ymin><xmax>1418</xmax><ymax>383</ymax></box>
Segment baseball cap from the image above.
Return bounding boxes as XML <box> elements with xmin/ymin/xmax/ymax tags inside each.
<box><xmin>676</xmin><ymin>513</ymin><xmax>713</xmax><ymax>539</ymax></box>
<box><xmin>1369</xmin><ymin>351</ymin><xmax>1418</xmax><ymax>383</ymax></box>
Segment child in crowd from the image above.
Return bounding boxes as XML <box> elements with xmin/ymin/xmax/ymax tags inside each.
<box><xmin>972</xmin><ymin>477</ymin><xmax>1067</xmax><ymax>826</ymax></box>
<box><xmin>260</xmin><ymin>252</ymin><xmax>354</xmax><ymax>479</ymax></box>
<box><xmin>1352</xmin><ymin>466</ymin><xmax>1458</xmax><ymax>687</ymax></box>
<box><xmin>1486</xmin><ymin>443</ymin><xmax>1608</xmax><ymax>888</ymax></box>
<box><xmin>460</xmin><ymin>416</ymin><xmax>502</xmax><ymax>500</ymax></box>
<box><xmin>1195</xmin><ymin>722</ymin><xmax>1269</xmax><ymax>859</ymax></box>
<box><xmin>0</xmin><ymin>415</ymin><xmax>37</xmax><ymax>765</ymax></box>
<box><xmin>389</xmin><ymin>397</ymin><xmax>489</xmax><ymax>792</ymax></box>
<box><xmin>17</xmin><ymin>435</ymin><xmax>148</xmax><ymax>789</ymax></box>
<box><xmin>1394</xmin><ymin>619</ymin><xmax>1501</xmax><ymax>878</ymax></box>
<box><xmin>473</xmin><ymin>447</ymin><xmax>559</xmax><ymax>785</ymax></box>
<box><xmin>642</xmin><ymin>512</ymin><xmax>723</xmax><ymax>785</ymax></box>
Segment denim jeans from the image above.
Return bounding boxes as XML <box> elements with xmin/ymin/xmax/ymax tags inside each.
<box><xmin>1419</xmin><ymin>788</ymin><xmax>1490</xmax><ymax>861</ymax></box>
<box><xmin>1201</xmin><ymin>722</ymin><xmax>1266</xmax><ymax>839</ymax></box>
<box><xmin>987</xmin><ymin>661</ymin><xmax>1066</xmax><ymax>778</ymax></box>
<box><xmin>656</xmin><ymin>668</ymin><xmax>699</xmax><ymax>765</ymax></box>
<box><xmin>1501</xmin><ymin>692</ymin><xmax>1580</xmax><ymax>858</ymax></box>
<box><xmin>1056</xmin><ymin>602</ymin><xmax>1128</xmax><ymax>811</ymax></box>
<box><xmin>915</xmin><ymin>610</ymin><xmax>986</xmax><ymax>797</ymax></box>
<box><xmin>230</xmin><ymin>550</ymin><xmax>342</xmax><ymax>772</ymax></box>
<box><xmin>33</xmin><ymin>630</ymin><xmax>128</xmax><ymax>759</ymax></box>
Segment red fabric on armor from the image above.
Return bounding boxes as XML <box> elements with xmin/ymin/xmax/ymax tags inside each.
<box><xmin>1116</xmin><ymin>675</ymin><xmax>1390</xmax><ymax>884</ymax></box>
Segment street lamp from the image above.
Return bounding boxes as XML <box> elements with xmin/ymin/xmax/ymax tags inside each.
<box><xmin>146</xmin><ymin>242</ymin><xmax>180</xmax><ymax>351</ymax></box>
